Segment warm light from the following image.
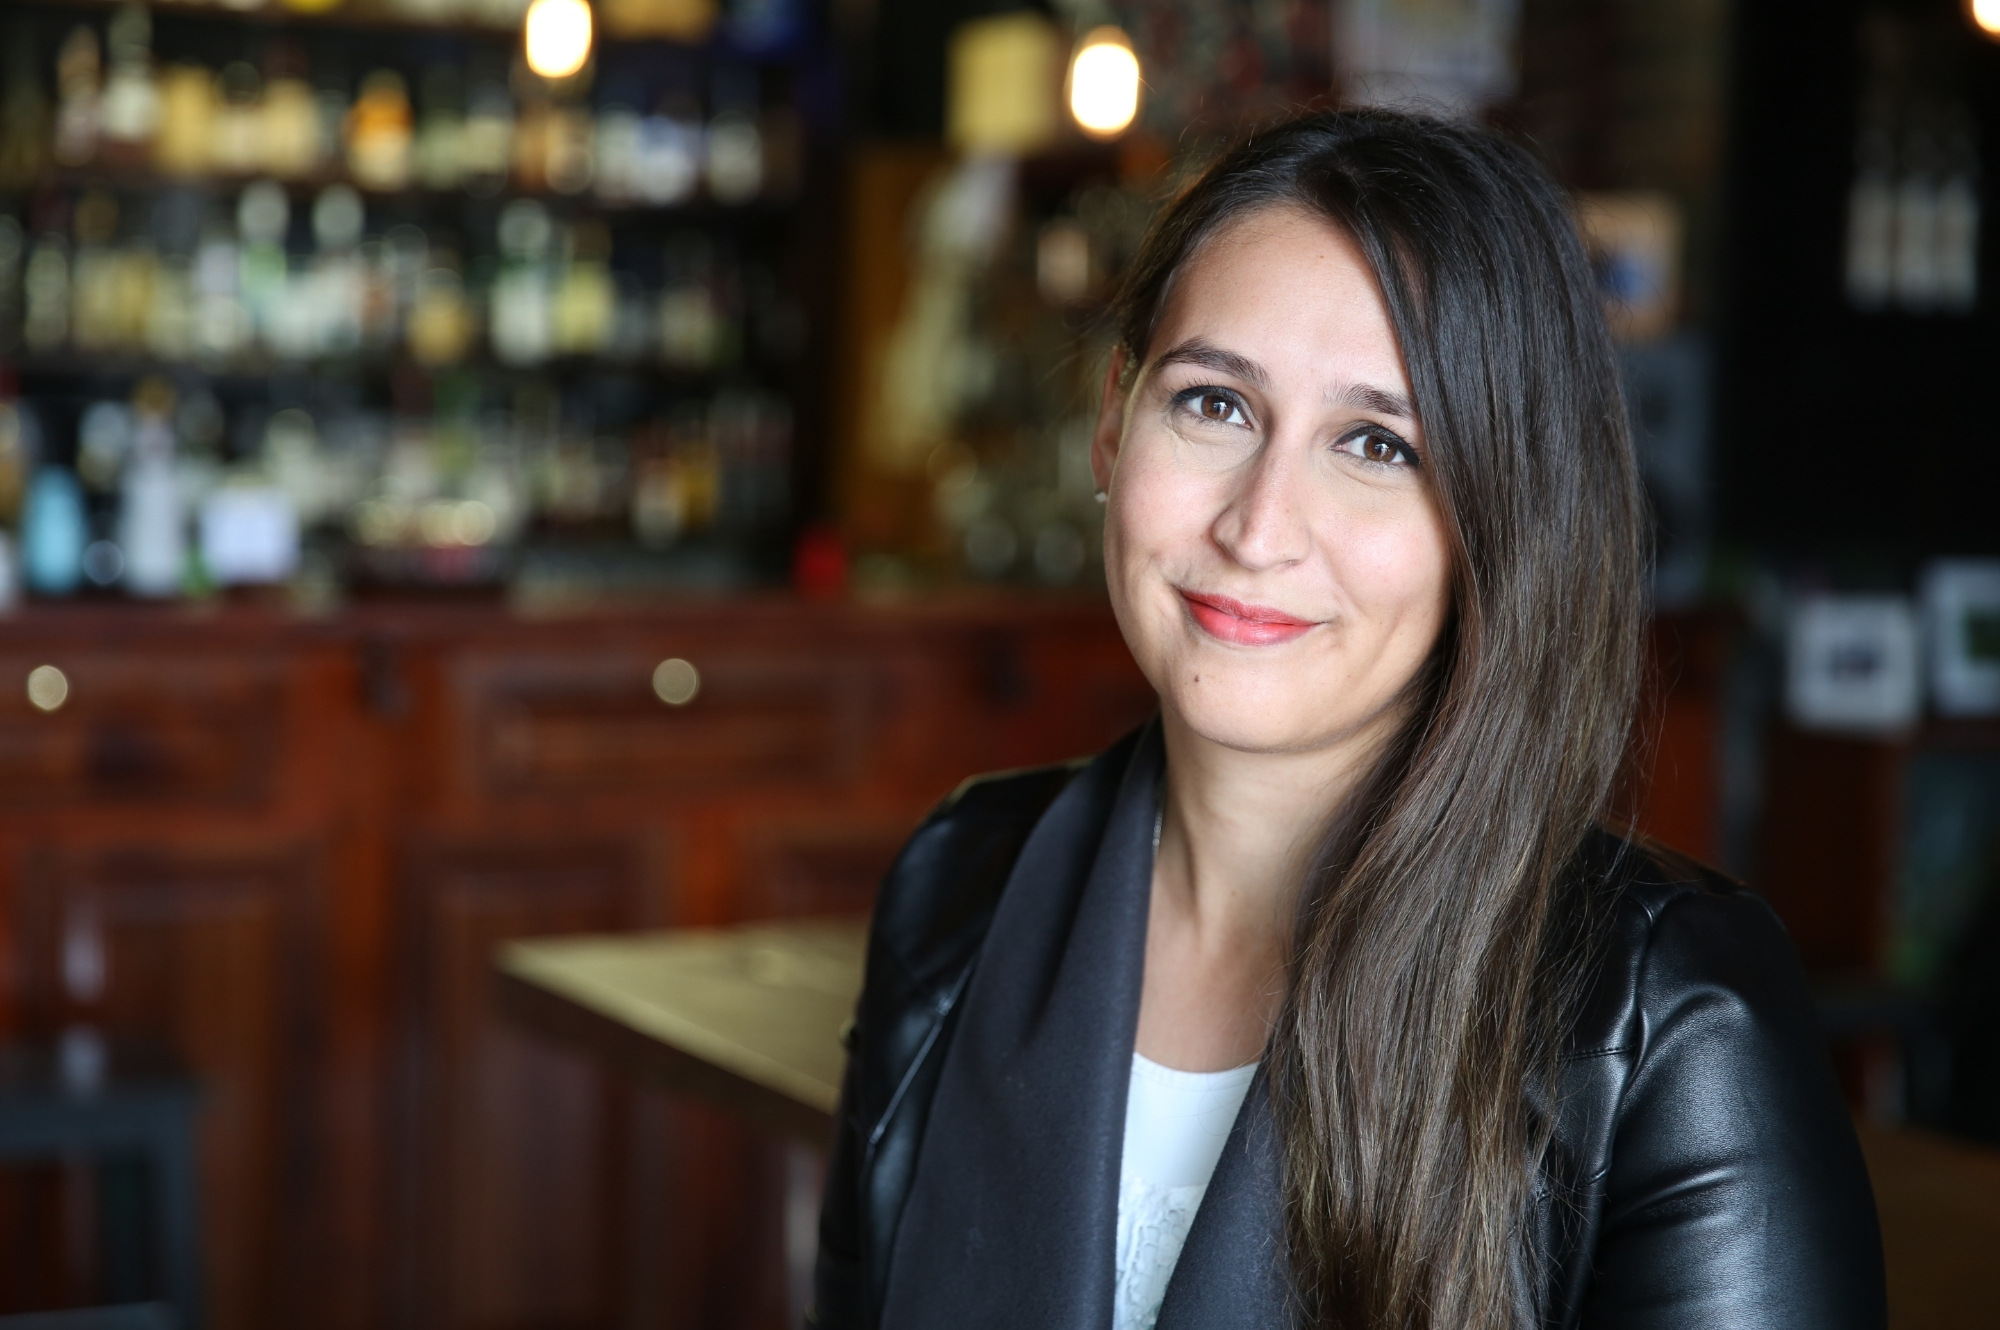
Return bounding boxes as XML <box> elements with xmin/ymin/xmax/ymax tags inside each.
<box><xmin>1976</xmin><ymin>0</ymin><xmax>2000</xmax><ymax>36</ymax></box>
<box><xmin>525</xmin><ymin>0</ymin><xmax>593</xmax><ymax>80</ymax></box>
<box><xmin>1068</xmin><ymin>28</ymin><xmax>1140</xmax><ymax>138</ymax></box>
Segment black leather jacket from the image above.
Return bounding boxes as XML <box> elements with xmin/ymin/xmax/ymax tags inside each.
<box><xmin>813</xmin><ymin>744</ymin><xmax>1886</xmax><ymax>1329</ymax></box>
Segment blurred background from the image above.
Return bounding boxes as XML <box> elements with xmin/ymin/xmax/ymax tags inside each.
<box><xmin>0</xmin><ymin>0</ymin><xmax>1994</xmax><ymax>1326</ymax></box>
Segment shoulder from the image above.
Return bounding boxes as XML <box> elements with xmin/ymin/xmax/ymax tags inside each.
<box><xmin>1564</xmin><ymin>828</ymin><xmax>1807</xmax><ymax>1063</ymax></box>
<box><xmin>864</xmin><ymin>760</ymin><xmax>1088</xmax><ymax>1001</ymax></box>
<box><xmin>1559</xmin><ymin>844</ymin><xmax>1886</xmax><ymax>1327</ymax></box>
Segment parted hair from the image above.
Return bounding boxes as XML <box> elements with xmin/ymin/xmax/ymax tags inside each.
<box><xmin>1111</xmin><ymin>110</ymin><xmax>1646</xmax><ymax>1329</ymax></box>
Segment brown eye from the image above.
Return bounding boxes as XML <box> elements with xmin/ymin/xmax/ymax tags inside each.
<box><xmin>1364</xmin><ymin>436</ymin><xmax>1395</xmax><ymax>462</ymax></box>
<box><xmin>1200</xmin><ymin>393</ymin><xmax>1233</xmax><ymax>421</ymax></box>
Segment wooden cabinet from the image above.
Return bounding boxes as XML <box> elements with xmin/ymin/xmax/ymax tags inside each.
<box><xmin>0</xmin><ymin>596</ymin><xmax>1718</xmax><ymax>1329</ymax></box>
<box><xmin>0</xmin><ymin>596</ymin><xmax>1156</xmax><ymax>1330</ymax></box>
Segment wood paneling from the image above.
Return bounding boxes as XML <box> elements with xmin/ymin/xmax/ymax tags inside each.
<box><xmin>0</xmin><ymin>599</ymin><xmax>1164</xmax><ymax>1329</ymax></box>
<box><xmin>453</xmin><ymin>648</ymin><xmax>876</xmax><ymax>802</ymax></box>
<box><xmin>14</xmin><ymin>840</ymin><xmax>323</xmax><ymax>1330</ymax></box>
<box><xmin>0</xmin><ymin>655</ymin><xmax>283</xmax><ymax>807</ymax></box>
<box><xmin>392</xmin><ymin>838</ymin><xmax>649</xmax><ymax>1330</ymax></box>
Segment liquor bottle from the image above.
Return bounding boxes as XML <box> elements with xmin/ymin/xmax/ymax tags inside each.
<box><xmin>99</xmin><ymin>4</ymin><xmax>161</xmax><ymax>163</ymax></box>
<box><xmin>52</xmin><ymin>26</ymin><xmax>102</xmax><ymax>168</ymax></box>
<box><xmin>23</xmin><ymin>234</ymin><xmax>69</xmax><ymax>353</ymax></box>
<box><xmin>706</xmin><ymin>67</ymin><xmax>761</xmax><ymax>204</ymax></box>
<box><xmin>263</xmin><ymin>45</ymin><xmax>323</xmax><ymax>179</ymax></box>
<box><xmin>155</xmin><ymin>65</ymin><xmax>217</xmax><ymax>177</ymax></box>
<box><xmin>1935</xmin><ymin>118</ymin><xmax>1979</xmax><ymax>315</ymax></box>
<box><xmin>462</xmin><ymin>68</ymin><xmax>514</xmax><ymax>196</ymax></box>
<box><xmin>214</xmin><ymin>61</ymin><xmax>266</xmax><ymax>176</ymax></box>
<box><xmin>347</xmin><ymin>71</ymin><xmax>414</xmax><ymax>191</ymax></box>
<box><xmin>416</xmin><ymin>68</ymin><xmax>468</xmax><ymax>191</ymax></box>
<box><xmin>491</xmin><ymin>199</ymin><xmax>553</xmax><ymax>365</ymax></box>
<box><xmin>121</xmin><ymin>393</ymin><xmax>183</xmax><ymax>597</ymax></box>
<box><xmin>22</xmin><ymin>465</ymin><xmax>87</xmax><ymax>596</ymax></box>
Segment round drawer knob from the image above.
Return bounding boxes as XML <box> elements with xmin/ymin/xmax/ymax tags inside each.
<box><xmin>27</xmin><ymin>665</ymin><xmax>69</xmax><ymax>713</ymax></box>
<box><xmin>652</xmin><ymin>658</ymin><xmax>700</xmax><ymax>706</ymax></box>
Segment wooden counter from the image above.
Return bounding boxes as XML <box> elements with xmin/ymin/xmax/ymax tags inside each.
<box><xmin>0</xmin><ymin>594</ymin><xmax>1154</xmax><ymax>1330</ymax></box>
<box><xmin>0</xmin><ymin>597</ymin><xmax>1729</xmax><ymax>1330</ymax></box>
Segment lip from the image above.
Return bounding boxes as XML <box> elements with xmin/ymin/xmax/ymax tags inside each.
<box><xmin>1178</xmin><ymin>589</ymin><xmax>1319</xmax><ymax>646</ymax></box>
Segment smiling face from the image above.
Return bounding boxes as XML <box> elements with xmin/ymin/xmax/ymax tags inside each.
<box><xmin>1094</xmin><ymin>205</ymin><xmax>1455</xmax><ymax>758</ymax></box>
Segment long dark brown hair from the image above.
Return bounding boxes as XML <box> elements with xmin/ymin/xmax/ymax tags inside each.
<box><xmin>1111</xmin><ymin>111</ymin><xmax>1646</xmax><ymax>1328</ymax></box>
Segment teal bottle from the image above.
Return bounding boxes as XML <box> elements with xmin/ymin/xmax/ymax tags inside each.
<box><xmin>21</xmin><ymin>467</ymin><xmax>87</xmax><ymax>596</ymax></box>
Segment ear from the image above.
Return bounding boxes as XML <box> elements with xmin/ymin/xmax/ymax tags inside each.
<box><xmin>1090</xmin><ymin>345</ymin><xmax>1131</xmax><ymax>495</ymax></box>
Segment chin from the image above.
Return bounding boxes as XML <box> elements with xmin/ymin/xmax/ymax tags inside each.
<box><xmin>1160</xmin><ymin>668</ymin><xmax>1344</xmax><ymax>755</ymax></box>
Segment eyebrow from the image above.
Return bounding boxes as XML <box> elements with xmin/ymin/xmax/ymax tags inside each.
<box><xmin>1151</xmin><ymin>338</ymin><xmax>1268</xmax><ymax>387</ymax></box>
<box><xmin>1149</xmin><ymin>337</ymin><xmax>1416</xmax><ymax>421</ymax></box>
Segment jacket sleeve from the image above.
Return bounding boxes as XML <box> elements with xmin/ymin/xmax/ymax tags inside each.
<box><xmin>807</xmin><ymin>1032</ymin><xmax>867</xmax><ymax>1329</ymax></box>
<box><xmin>1580</xmin><ymin>888</ymin><xmax>1887</xmax><ymax>1329</ymax></box>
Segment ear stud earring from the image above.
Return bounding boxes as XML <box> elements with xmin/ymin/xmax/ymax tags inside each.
<box><xmin>1093</xmin><ymin>490</ymin><xmax>1108</xmax><ymax>504</ymax></box>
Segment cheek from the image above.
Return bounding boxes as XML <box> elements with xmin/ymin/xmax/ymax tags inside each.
<box><xmin>1354</xmin><ymin>511</ymin><xmax>1452</xmax><ymax>651</ymax></box>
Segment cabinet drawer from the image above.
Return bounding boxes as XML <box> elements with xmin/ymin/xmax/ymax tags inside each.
<box><xmin>0</xmin><ymin>653</ymin><xmax>285</xmax><ymax>805</ymax></box>
<box><xmin>455</xmin><ymin>648</ymin><xmax>874</xmax><ymax>799</ymax></box>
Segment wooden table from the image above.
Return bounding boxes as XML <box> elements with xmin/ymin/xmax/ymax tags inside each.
<box><xmin>495</xmin><ymin>919</ymin><xmax>867</xmax><ymax>1147</ymax></box>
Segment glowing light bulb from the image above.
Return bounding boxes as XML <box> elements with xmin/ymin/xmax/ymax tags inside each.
<box><xmin>525</xmin><ymin>0</ymin><xmax>593</xmax><ymax>80</ymax></box>
<box><xmin>1068</xmin><ymin>28</ymin><xmax>1140</xmax><ymax>138</ymax></box>
<box><xmin>1976</xmin><ymin>0</ymin><xmax>2000</xmax><ymax>36</ymax></box>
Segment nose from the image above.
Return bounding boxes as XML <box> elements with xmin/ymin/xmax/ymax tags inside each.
<box><xmin>1209</xmin><ymin>436</ymin><xmax>1311</xmax><ymax>571</ymax></box>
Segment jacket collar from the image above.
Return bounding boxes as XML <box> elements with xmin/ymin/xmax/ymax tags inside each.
<box><xmin>880</xmin><ymin>721</ymin><xmax>1293</xmax><ymax>1328</ymax></box>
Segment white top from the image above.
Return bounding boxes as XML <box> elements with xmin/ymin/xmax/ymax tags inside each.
<box><xmin>1113</xmin><ymin>1053</ymin><xmax>1259</xmax><ymax>1330</ymax></box>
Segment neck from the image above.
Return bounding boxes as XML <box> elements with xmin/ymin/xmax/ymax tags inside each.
<box><xmin>1153</xmin><ymin>708</ymin><xmax>1393</xmax><ymax>952</ymax></box>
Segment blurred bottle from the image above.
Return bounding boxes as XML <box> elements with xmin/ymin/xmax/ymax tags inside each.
<box><xmin>23</xmin><ymin>234</ymin><xmax>70</xmax><ymax>353</ymax></box>
<box><xmin>263</xmin><ymin>45</ymin><xmax>323</xmax><ymax>179</ymax></box>
<box><xmin>594</xmin><ymin>80</ymin><xmax>643</xmax><ymax>204</ymax></box>
<box><xmin>408</xmin><ymin>259</ymin><xmax>474</xmax><ymax>366</ymax></box>
<box><xmin>1892</xmin><ymin>121</ymin><xmax>1942</xmax><ymax>313</ymax></box>
<box><xmin>22</xmin><ymin>465</ymin><xmax>87</xmax><ymax>596</ymax></box>
<box><xmin>52</xmin><ymin>26</ymin><xmax>102</xmax><ymax>167</ymax></box>
<box><xmin>461</xmin><ymin>67</ymin><xmax>514</xmax><ymax>196</ymax></box>
<box><xmin>491</xmin><ymin>198</ymin><xmax>553</xmax><ymax>365</ymax></box>
<box><xmin>193</xmin><ymin>216</ymin><xmax>248</xmax><ymax>362</ymax></box>
<box><xmin>416</xmin><ymin>68</ymin><xmax>468</xmax><ymax>191</ymax></box>
<box><xmin>99</xmin><ymin>4</ymin><xmax>161</xmax><ymax>164</ymax></box>
<box><xmin>154</xmin><ymin>65</ymin><xmax>217</xmax><ymax>176</ymax></box>
<box><xmin>236</xmin><ymin>180</ymin><xmax>290</xmax><ymax>351</ymax></box>
<box><xmin>70</xmin><ymin>191</ymin><xmax>125</xmax><ymax>354</ymax></box>
<box><xmin>1935</xmin><ymin>119</ymin><xmax>1979</xmax><ymax>314</ymax></box>
<box><xmin>705</xmin><ymin>67</ymin><xmax>761</xmax><ymax>204</ymax></box>
<box><xmin>120</xmin><ymin>381</ymin><xmax>183</xmax><ymax>597</ymax></box>
<box><xmin>545</xmin><ymin>102</ymin><xmax>596</xmax><ymax>195</ymax></box>
<box><xmin>636</xmin><ymin>90</ymin><xmax>703</xmax><ymax>205</ymax></box>
<box><xmin>348</xmin><ymin>71</ymin><xmax>414</xmax><ymax>190</ymax></box>
<box><xmin>657</xmin><ymin>230</ymin><xmax>728</xmax><ymax>369</ymax></box>
<box><xmin>213</xmin><ymin>61</ymin><xmax>265</xmax><ymax>175</ymax></box>
<box><xmin>309</xmin><ymin>185</ymin><xmax>366</xmax><ymax>355</ymax></box>
<box><xmin>551</xmin><ymin>221</ymin><xmax>613</xmax><ymax>355</ymax></box>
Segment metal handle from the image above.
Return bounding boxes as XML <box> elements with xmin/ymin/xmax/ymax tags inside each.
<box><xmin>27</xmin><ymin>664</ymin><xmax>69</xmax><ymax>713</ymax></box>
<box><xmin>652</xmin><ymin>658</ymin><xmax>700</xmax><ymax>706</ymax></box>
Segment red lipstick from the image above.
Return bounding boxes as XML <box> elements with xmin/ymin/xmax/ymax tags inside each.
<box><xmin>1178</xmin><ymin>590</ymin><xmax>1318</xmax><ymax>646</ymax></box>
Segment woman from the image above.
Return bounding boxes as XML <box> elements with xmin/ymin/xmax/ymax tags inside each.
<box><xmin>813</xmin><ymin>110</ymin><xmax>1883</xmax><ymax>1330</ymax></box>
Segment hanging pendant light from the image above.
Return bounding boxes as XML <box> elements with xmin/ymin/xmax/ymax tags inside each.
<box><xmin>1067</xmin><ymin>26</ymin><xmax>1141</xmax><ymax>139</ymax></box>
<box><xmin>525</xmin><ymin>0</ymin><xmax>593</xmax><ymax>80</ymax></box>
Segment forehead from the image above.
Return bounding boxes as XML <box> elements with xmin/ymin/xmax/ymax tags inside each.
<box><xmin>1147</xmin><ymin>205</ymin><xmax>1407</xmax><ymax>385</ymax></box>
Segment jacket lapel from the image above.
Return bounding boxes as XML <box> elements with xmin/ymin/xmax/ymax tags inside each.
<box><xmin>1154</xmin><ymin>1068</ymin><xmax>1296</xmax><ymax>1329</ymax></box>
<box><xmin>880</xmin><ymin>723</ymin><xmax>1162</xmax><ymax>1330</ymax></box>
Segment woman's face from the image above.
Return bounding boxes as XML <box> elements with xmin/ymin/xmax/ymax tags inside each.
<box><xmin>1094</xmin><ymin>205</ymin><xmax>1453</xmax><ymax>758</ymax></box>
